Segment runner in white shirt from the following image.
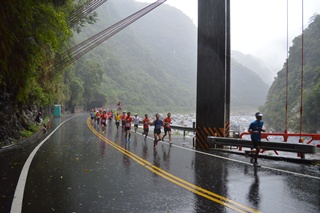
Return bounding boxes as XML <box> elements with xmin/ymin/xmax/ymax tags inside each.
<box><xmin>133</xmin><ymin>114</ymin><xmax>140</xmax><ymax>133</ymax></box>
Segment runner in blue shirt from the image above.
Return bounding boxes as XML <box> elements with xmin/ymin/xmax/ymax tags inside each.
<box><xmin>151</xmin><ymin>113</ymin><xmax>163</xmax><ymax>150</ymax></box>
<box><xmin>245</xmin><ymin>112</ymin><xmax>265</xmax><ymax>165</ymax></box>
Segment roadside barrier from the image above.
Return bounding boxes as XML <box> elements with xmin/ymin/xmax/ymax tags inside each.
<box><xmin>207</xmin><ymin>136</ymin><xmax>317</xmax><ymax>159</ymax></box>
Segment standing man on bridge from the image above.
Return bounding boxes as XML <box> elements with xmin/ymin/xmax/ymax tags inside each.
<box><xmin>245</xmin><ymin>112</ymin><xmax>265</xmax><ymax>164</ymax></box>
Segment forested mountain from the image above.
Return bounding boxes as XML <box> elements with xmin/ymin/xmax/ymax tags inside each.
<box><xmin>75</xmin><ymin>0</ymin><xmax>198</xmax><ymax>114</ymax></box>
<box><xmin>232</xmin><ymin>50</ymin><xmax>276</xmax><ymax>86</ymax></box>
<box><xmin>0</xmin><ymin>0</ymin><xmax>113</xmax><ymax>146</ymax></box>
<box><xmin>0</xmin><ymin>0</ymin><xmax>273</xmax><ymax>144</ymax></box>
<box><xmin>231</xmin><ymin>59</ymin><xmax>269</xmax><ymax>110</ymax></box>
<box><xmin>76</xmin><ymin>0</ymin><xmax>269</xmax><ymax>113</ymax></box>
<box><xmin>259</xmin><ymin>14</ymin><xmax>320</xmax><ymax>133</ymax></box>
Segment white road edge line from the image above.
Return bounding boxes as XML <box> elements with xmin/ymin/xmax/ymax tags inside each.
<box><xmin>11</xmin><ymin>116</ymin><xmax>318</xmax><ymax>213</ymax></box>
<box><xmin>133</xmin><ymin>130</ymin><xmax>320</xmax><ymax>180</ymax></box>
<box><xmin>181</xmin><ymin>145</ymin><xmax>320</xmax><ymax>180</ymax></box>
<box><xmin>10</xmin><ymin>116</ymin><xmax>78</xmax><ymax>213</ymax></box>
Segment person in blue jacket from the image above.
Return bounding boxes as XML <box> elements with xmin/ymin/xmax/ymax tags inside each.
<box><xmin>245</xmin><ymin>112</ymin><xmax>265</xmax><ymax>164</ymax></box>
<box><xmin>151</xmin><ymin>113</ymin><xmax>163</xmax><ymax>150</ymax></box>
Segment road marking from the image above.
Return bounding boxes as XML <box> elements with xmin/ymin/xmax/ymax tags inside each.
<box><xmin>10</xmin><ymin>116</ymin><xmax>79</xmax><ymax>213</ymax></box>
<box><xmin>87</xmin><ymin>118</ymin><xmax>261</xmax><ymax>213</ymax></box>
<box><xmin>131</xmin><ymin>124</ymin><xmax>320</xmax><ymax>180</ymax></box>
<box><xmin>177</xmin><ymin>144</ymin><xmax>320</xmax><ymax>180</ymax></box>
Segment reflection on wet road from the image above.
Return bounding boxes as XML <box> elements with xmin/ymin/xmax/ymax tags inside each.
<box><xmin>88</xmin><ymin>121</ymin><xmax>260</xmax><ymax>212</ymax></box>
<box><xmin>2</xmin><ymin>114</ymin><xmax>320</xmax><ymax>213</ymax></box>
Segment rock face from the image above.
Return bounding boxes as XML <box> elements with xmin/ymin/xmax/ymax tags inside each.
<box><xmin>0</xmin><ymin>92</ymin><xmax>38</xmax><ymax>147</ymax></box>
<box><xmin>0</xmin><ymin>92</ymin><xmax>19</xmax><ymax>146</ymax></box>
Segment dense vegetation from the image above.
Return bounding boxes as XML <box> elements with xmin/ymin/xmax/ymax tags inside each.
<box><xmin>231</xmin><ymin>59</ymin><xmax>269</xmax><ymax>110</ymax></box>
<box><xmin>0</xmin><ymin>0</ymin><xmax>103</xmax><ymax>144</ymax></box>
<box><xmin>75</xmin><ymin>0</ymin><xmax>269</xmax><ymax>114</ymax></box>
<box><xmin>259</xmin><ymin>14</ymin><xmax>320</xmax><ymax>133</ymax></box>
<box><xmin>74</xmin><ymin>0</ymin><xmax>198</xmax><ymax>114</ymax></box>
<box><xmin>3</xmin><ymin>0</ymin><xmax>317</xmax><ymax>144</ymax></box>
<box><xmin>0</xmin><ymin>0</ymin><xmax>272</xmax><ymax>144</ymax></box>
<box><xmin>232</xmin><ymin>50</ymin><xmax>276</xmax><ymax>86</ymax></box>
<box><xmin>0</xmin><ymin>0</ymin><xmax>102</xmax><ymax>108</ymax></box>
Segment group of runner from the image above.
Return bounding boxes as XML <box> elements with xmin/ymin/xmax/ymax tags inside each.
<box><xmin>89</xmin><ymin>108</ymin><xmax>173</xmax><ymax>150</ymax></box>
<box><xmin>90</xmin><ymin>108</ymin><xmax>266</xmax><ymax>162</ymax></box>
<box><xmin>90</xmin><ymin>108</ymin><xmax>114</xmax><ymax>133</ymax></box>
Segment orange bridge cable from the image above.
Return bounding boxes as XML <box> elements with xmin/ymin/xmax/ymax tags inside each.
<box><xmin>285</xmin><ymin>0</ymin><xmax>289</xmax><ymax>133</ymax></box>
<box><xmin>300</xmin><ymin>0</ymin><xmax>304</xmax><ymax>139</ymax></box>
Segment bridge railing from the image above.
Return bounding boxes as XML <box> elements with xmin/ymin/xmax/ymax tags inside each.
<box><xmin>170</xmin><ymin>123</ymin><xmax>195</xmax><ymax>137</ymax></box>
<box><xmin>207</xmin><ymin>136</ymin><xmax>317</xmax><ymax>159</ymax></box>
<box><xmin>239</xmin><ymin>132</ymin><xmax>320</xmax><ymax>145</ymax></box>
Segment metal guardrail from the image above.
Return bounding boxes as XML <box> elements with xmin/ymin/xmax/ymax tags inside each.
<box><xmin>240</xmin><ymin>132</ymin><xmax>320</xmax><ymax>144</ymax></box>
<box><xmin>207</xmin><ymin>136</ymin><xmax>317</xmax><ymax>156</ymax></box>
<box><xmin>170</xmin><ymin>124</ymin><xmax>195</xmax><ymax>137</ymax></box>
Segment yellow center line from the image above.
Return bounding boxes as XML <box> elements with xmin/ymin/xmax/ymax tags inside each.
<box><xmin>87</xmin><ymin>118</ymin><xmax>261</xmax><ymax>213</ymax></box>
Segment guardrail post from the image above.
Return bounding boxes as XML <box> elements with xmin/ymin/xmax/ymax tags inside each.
<box><xmin>298</xmin><ymin>138</ymin><xmax>305</xmax><ymax>159</ymax></box>
<box><xmin>193</xmin><ymin>135</ymin><xmax>196</xmax><ymax>149</ymax></box>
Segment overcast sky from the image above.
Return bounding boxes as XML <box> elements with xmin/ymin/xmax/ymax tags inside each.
<box><xmin>136</xmin><ymin>0</ymin><xmax>320</xmax><ymax>72</ymax></box>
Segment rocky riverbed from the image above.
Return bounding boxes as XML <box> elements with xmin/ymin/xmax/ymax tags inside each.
<box><xmin>156</xmin><ymin>112</ymin><xmax>255</xmax><ymax>137</ymax></box>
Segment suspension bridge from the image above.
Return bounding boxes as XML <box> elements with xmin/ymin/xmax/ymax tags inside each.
<box><xmin>1</xmin><ymin>1</ymin><xmax>319</xmax><ymax>212</ymax></box>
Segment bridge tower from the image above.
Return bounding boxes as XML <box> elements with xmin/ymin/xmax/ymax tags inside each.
<box><xmin>196</xmin><ymin>0</ymin><xmax>231</xmax><ymax>149</ymax></box>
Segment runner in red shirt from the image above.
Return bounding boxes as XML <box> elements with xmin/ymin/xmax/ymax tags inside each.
<box><xmin>121</xmin><ymin>111</ymin><xmax>127</xmax><ymax>130</ymax></box>
<box><xmin>142</xmin><ymin>114</ymin><xmax>150</xmax><ymax>141</ymax></box>
<box><xmin>125</xmin><ymin>112</ymin><xmax>132</xmax><ymax>143</ymax></box>
<box><xmin>162</xmin><ymin>112</ymin><xmax>172</xmax><ymax>144</ymax></box>
<box><xmin>95</xmin><ymin>110</ymin><xmax>101</xmax><ymax>125</ymax></box>
<box><xmin>101</xmin><ymin>110</ymin><xmax>108</xmax><ymax>133</ymax></box>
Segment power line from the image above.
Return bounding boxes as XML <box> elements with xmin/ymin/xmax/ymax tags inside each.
<box><xmin>43</xmin><ymin>0</ymin><xmax>166</xmax><ymax>80</ymax></box>
<box><xmin>67</xmin><ymin>0</ymin><xmax>108</xmax><ymax>28</ymax></box>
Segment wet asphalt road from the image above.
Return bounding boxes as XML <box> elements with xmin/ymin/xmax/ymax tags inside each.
<box><xmin>1</xmin><ymin>114</ymin><xmax>320</xmax><ymax>213</ymax></box>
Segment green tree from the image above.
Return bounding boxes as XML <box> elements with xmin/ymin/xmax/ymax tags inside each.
<box><xmin>0</xmin><ymin>1</ymin><xmax>71</xmax><ymax>102</ymax></box>
<box><xmin>260</xmin><ymin>14</ymin><xmax>320</xmax><ymax>133</ymax></box>
<box><xmin>75</xmin><ymin>59</ymin><xmax>104</xmax><ymax>108</ymax></box>
<box><xmin>0</xmin><ymin>0</ymin><xmax>98</xmax><ymax>107</ymax></box>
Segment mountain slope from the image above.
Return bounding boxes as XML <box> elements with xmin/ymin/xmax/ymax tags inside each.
<box><xmin>231</xmin><ymin>59</ymin><xmax>269</xmax><ymax>110</ymax></box>
<box><xmin>75</xmin><ymin>0</ymin><xmax>197</xmax><ymax>114</ymax></box>
<box><xmin>232</xmin><ymin>50</ymin><xmax>276</xmax><ymax>86</ymax></box>
<box><xmin>260</xmin><ymin>14</ymin><xmax>320</xmax><ymax>133</ymax></box>
<box><xmin>74</xmin><ymin>0</ymin><xmax>269</xmax><ymax>113</ymax></box>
